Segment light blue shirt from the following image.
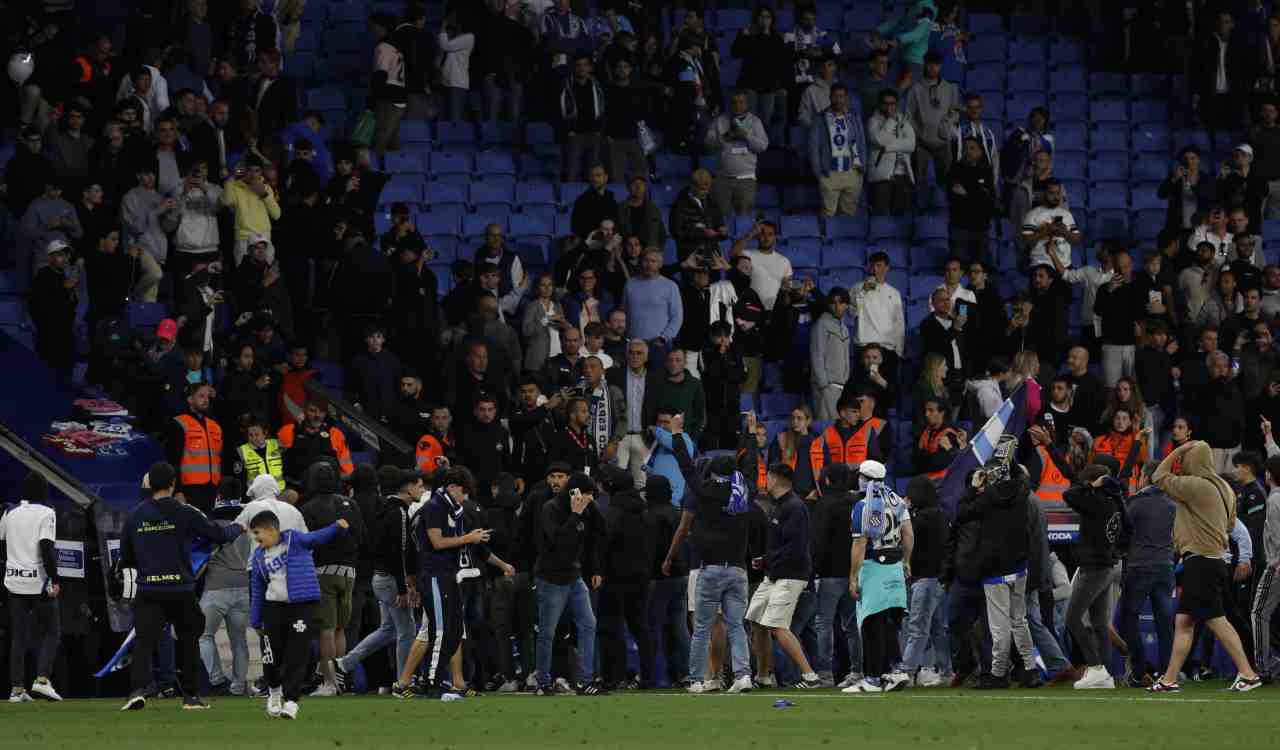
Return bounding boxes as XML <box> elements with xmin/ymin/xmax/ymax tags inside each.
<box><xmin>650</xmin><ymin>427</ymin><xmax>695</xmax><ymax>508</ymax></box>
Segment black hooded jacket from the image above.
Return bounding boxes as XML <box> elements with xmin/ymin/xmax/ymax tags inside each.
<box><xmin>603</xmin><ymin>471</ymin><xmax>655</xmax><ymax>583</ymax></box>
<box><xmin>812</xmin><ymin>485</ymin><xmax>857</xmax><ymax>579</ymax></box>
<box><xmin>671</xmin><ymin>434</ymin><xmax>749</xmax><ymax>567</ymax></box>
<box><xmin>1063</xmin><ymin>474</ymin><xmax>1128</xmax><ymax>569</ymax></box>
<box><xmin>906</xmin><ymin>476</ymin><xmax>948</xmax><ymax>580</ymax></box>
<box><xmin>953</xmin><ymin>474</ymin><xmax>1031</xmax><ymax>579</ymax></box>
<box><xmin>299</xmin><ymin>461</ymin><xmax>365</xmax><ymax>568</ymax></box>
<box><xmin>534</xmin><ymin>483</ymin><xmax>605</xmax><ymax>585</ymax></box>
<box><xmin>482</xmin><ymin>474</ymin><xmax>527</xmax><ymax>569</ymax></box>
<box><xmin>646</xmin><ymin>475</ymin><xmax>690</xmax><ymax>578</ymax></box>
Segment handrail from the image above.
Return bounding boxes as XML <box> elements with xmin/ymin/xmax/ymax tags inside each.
<box><xmin>302</xmin><ymin>378</ymin><xmax>413</xmax><ymax>460</ymax></box>
<box><xmin>0</xmin><ymin>419</ymin><xmax>103</xmax><ymax>508</ymax></box>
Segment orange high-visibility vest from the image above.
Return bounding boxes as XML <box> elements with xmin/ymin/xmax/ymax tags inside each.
<box><xmin>917</xmin><ymin>426</ymin><xmax>957</xmax><ymax>480</ymax></box>
<box><xmin>823</xmin><ymin>418</ymin><xmax>885</xmax><ymax>467</ymax></box>
<box><xmin>278</xmin><ymin>421</ymin><xmax>355</xmax><ymax>476</ymax></box>
<box><xmin>1034</xmin><ymin>445</ymin><xmax>1069</xmax><ymax>503</ymax></box>
<box><xmin>175</xmin><ymin>414</ymin><xmax>223</xmax><ymax>487</ymax></box>
<box><xmin>783</xmin><ymin>436</ymin><xmax>827</xmax><ymax>479</ymax></box>
<box><xmin>1092</xmin><ymin>432</ymin><xmax>1146</xmax><ymax>491</ymax></box>
<box><xmin>415</xmin><ymin>433</ymin><xmax>453</xmax><ymax>473</ymax></box>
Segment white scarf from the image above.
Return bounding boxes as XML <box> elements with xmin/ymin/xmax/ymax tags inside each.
<box><xmin>826</xmin><ymin>110</ymin><xmax>858</xmax><ymax>172</ymax></box>
<box><xmin>588</xmin><ymin>384</ymin><xmax>611</xmax><ymax>458</ymax></box>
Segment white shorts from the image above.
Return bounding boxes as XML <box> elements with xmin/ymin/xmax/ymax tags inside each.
<box><xmin>745</xmin><ymin>577</ymin><xmax>806</xmax><ymax>629</ymax></box>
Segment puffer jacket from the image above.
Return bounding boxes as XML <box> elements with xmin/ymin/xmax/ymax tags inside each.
<box><xmin>249</xmin><ymin>523</ymin><xmax>344</xmax><ymax>628</ymax></box>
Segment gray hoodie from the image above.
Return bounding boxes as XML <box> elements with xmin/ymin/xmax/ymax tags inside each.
<box><xmin>808</xmin><ymin>312</ymin><xmax>850</xmax><ymax>389</ymax></box>
<box><xmin>904</xmin><ymin>77</ymin><xmax>960</xmax><ymax>151</ymax></box>
<box><xmin>704</xmin><ymin>111</ymin><xmax>768</xmax><ymax>179</ymax></box>
<box><xmin>122</xmin><ymin>186</ymin><xmax>179</xmax><ymax>263</ymax></box>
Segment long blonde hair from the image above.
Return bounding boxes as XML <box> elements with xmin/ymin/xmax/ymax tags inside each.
<box><xmin>921</xmin><ymin>353</ymin><xmax>947</xmax><ymax>396</ymax></box>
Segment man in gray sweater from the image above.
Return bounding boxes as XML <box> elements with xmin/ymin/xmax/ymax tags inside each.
<box><xmin>201</xmin><ymin>478</ymin><xmax>255</xmax><ymax>696</ymax></box>
<box><xmin>904</xmin><ymin>51</ymin><xmax>960</xmax><ymax>188</ymax></box>
<box><xmin>704</xmin><ymin>92</ymin><xmax>769</xmax><ymax>220</ymax></box>
<box><xmin>1117</xmin><ymin>462</ymin><xmax>1177</xmax><ymax>686</ymax></box>
<box><xmin>121</xmin><ymin>160</ymin><xmax>179</xmax><ymax>301</ymax></box>
<box><xmin>809</xmin><ymin>287</ymin><xmax>851</xmax><ymax>421</ymax></box>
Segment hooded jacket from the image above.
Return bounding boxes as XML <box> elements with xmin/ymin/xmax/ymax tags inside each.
<box><xmin>1153</xmin><ymin>440</ymin><xmax>1237</xmax><ymax>557</ymax></box>
<box><xmin>646</xmin><ymin>476</ymin><xmax>690</xmax><ymax>578</ymax></box>
<box><xmin>1063</xmin><ymin>471</ymin><xmax>1128</xmax><ymax>569</ymax></box>
<box><xmin>954</xmin><ymin>474</ymin><xmax>1031</xmax><ymax>578</ymax></box>
<box><xmin>602</xmin><ymin>471</ymin><xmax>655</xmax><ymax>583</ymax></box>
<box><xmin>534</xmin><ymin>482</ymin><xmax>605</xmax><ymax>585</ymax></box>
<box><xmin>299</xmin><ymin>462</ymin><xmax>365</xmax><ymax>568</ymax></box>
<box><xmin>906</xmin><ymin>476</ymin><xmax>948</xmax><ymax>579</ymax></box>
<box><xmin>482</xmin><ymin>474</ymin><xmax>526</xmax><ymax>569</ymax></box>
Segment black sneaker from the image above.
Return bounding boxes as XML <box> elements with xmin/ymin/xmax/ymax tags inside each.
<box><xmin>1148</xmin><ymin>680</ymin><xmax>1181</xmax><ymax>693</ymax></box>
<box><xmin>181</xmin><ymin>696</ymin><xmax>210</xmax><ymax>710</ymax></box>
<box><xmin>1126</xmin><ymin>673</ymin><xmax>1153</xmax><ymax>689</ymax></box>
<box><xmin>330</xmin><ymin>659</ymin><xmax>349</xmax><ymax>691</ymax></box>
<box><xmin>392</xmin><ymin>682</ymin><xmax>415</xmax><ymax>700</ymax></box>
<box><xmin>483</xmin><ymin>674</ymin><xmax>506</xmax><ymax>693</ymax></box>
<box><xmin>976</xmin><ymin>673</ymin><xmax>1009</xmax><ymax>690</ymax></box>
<box><xmin>456</xmin><ymin>686</ymin><xmax>481</xmax><ymax>698</ymax></box>
<box><xmin>575</xmin><ymin>681</ymin><xmax>609</xmax><ymax>696</ymax></box>
<box><xmin>1019</xmin><ymin>669</ymin><xmax>1043</xmax><ymax>689</ymax></box>
<box><xmin>1228</xmin><ymin>675</ymin><xmax>1263</xmax><ymax>693</ymax></box>
<box><xmin>793</xmin><ymin>675</ymin><xmax>823</xmax><ymax>689</ymax></box>
<box><xmin>157</xmin><ymin>686</ymin><xmax>179</xmax><ymax>699</ymax></box>
<box><xmin>120</xmin><ymin>690</ymin><xmax>147</xmax><ymax>711</ymax></box>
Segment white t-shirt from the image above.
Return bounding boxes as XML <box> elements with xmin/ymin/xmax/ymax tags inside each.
<box><xmin>745</xmin><ymin>248</ymin><xmax>794</xmax><ymax>311</ymax></box>
<box><xmin>235</xmin><ymin>498</ymin><xmax>309</xmax><ymax>564</ymax></box>
<box><xmin>0</xmin><ymin>501</ymin><xmax>57</xmax><ymax>595</ymax></box>
<box><xmin>1022</xmin><ymin>206</ymin><xmax>1077</xmax><ymax>270</ymax></box>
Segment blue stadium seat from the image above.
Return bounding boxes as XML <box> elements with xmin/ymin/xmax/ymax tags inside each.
<box><xmin>510</xmin><ymin>211</ymin><xmax>555</xmax><ymax>238</ymax></box>
<box><xmin>823</xmin><ymin>266</ymin><xmax>866</xmax><ymax>291</ymax></box>
<box><xmin>774</xmin><ymin>9</ymin><xmax>795</xmax><ymax>32</ymax></box>
<box><xmin>761</xmin><ymin>392</ymin><xmax>800</xmax><ymax>419</ymax></box>
<box><xmin>1009</xmin><ymin>38</ymin><xmax>1045</xmax><ymax>64</ymax></box>
<box><xmin>515</xmin><ymin>181</ymin><xmax>556</xmax><ymax>208</ymax></box>
<box><xmin>476</xmin><ymin>151</ymin><xmax>516</xmax><ymax>176</ymax></box>
<box><xmin>1007</xmin><ymin>66</ymin><xmax>1045</xmax><ymax>94</ymax></box>
<box><xmin>967</xmin><ymin>12</ymin><xmax>1004</xmax><ymax>33</ymax></box>
<box><xmin>1090</xmin><ymin>99</ymin><xmax>1128</xmax><ymax>123</ymax></box>
<box><xmin>756</xmin><ymin>184</ymin><xmax>780</xmax><ymax>209</ymax></box>
<box><xmin>909</xmin><ymin>275</ymin><xmax>944</xmax><ymax>302</ymax></box>
<box><xmin>1010</xmin><ymin>16</ymin><xmax>1049</xmax><ymax>34</ymax></box>
<box><xmin>426</xmin><ymin>181</ymin><xmax>467</xmax><ymax>209</ymax></box>
<box><xmin>400</xmin><ymin>120</ymin><xmax>431</xmax><ymax>145</ymax></box>
<box><xmin>465</xmin><ymin>213</ymin><xmax>506</xmax><ymax>238</ymax></box>
<box><xmin>1132</xmin><ymin>101</ymin><xmax>1170</xmax><ymax>126</ymax></box>
<box><xmin>781</xmin><ymin>215</ymin><xmax>820</xmax><ymax>239</ymax></box>
<box><xmin>1133</xmin><ymin>125</ymin><xmax>1171</xmax><ymax>154</ymax></box>
<box><xmin>1132</xmin><ymin>158</ymin><xmax>1169</xmax><ymax>183</ymax></box>
<box><xmin>914</xmin><ymin>214</ymin><xmax>948</xmax><ymax>242</ymax></box>
<box><xmin>1006</xmin><ymin>95</ymin><xmax>1047</xmax><ymax>125</ymax></box>
<box><xmin>553</xmin><ymin>213</ymin><xmax>573</xmax><ymax>238</ymax></box>
<box><xmin>782</xmin><ymin>184</ymin><xmax>820</xmax><ymax>213</ymax></box>
<box><xmin>965</xmin><ymin>64</ymin><xmax>1006</xmax><ymax>91</ymax></box>
<box><xmin>787</xmin><ymin>239</ymin><xmax>822</xmax><ymax>267</ymax></box>
<box><xmin>1052</xmin><ymin>93</ymin><xmax>1089</xmax><ymax>121</ymax></box>
<box><xmin>1090</xmin><ymin>211</ymin><xmax>1130</xmax><ymax>240</ymax></box>
<box><xmin>823</xmin><ymin>241</ymin><xmax>866</xmax><ymax>268</ymax></box>
<box><xmin>1131</xmin><ymin>189</ymin><xmax>1165</xmax><ymax>212</ymax></box>
<box><xmin>1174</xmin><ymin>129</ymin><xmax>1212</xmax><ymax>154</ymax></box>
<box><xmin>1052</xmin><ymin>65</ymin><xmax>1087</xmax><ymax>93</ymax></box>
<box><xmin>1054</xmin><ymin>123</ymin><xmax>1087</xmax><ymax>151</ymax></box>
<box><xmin>126</xmin><ymin>302</ymin><xmax>166</xmax><ymax>330</ymax></box>
<box><xmin>732</xmin><ymin>216</ymin><xmax>755</xmax><ymax>238</ymax></box>
<box><xmin>656</xmin><ymin>154</ymin><xmax>691</xmax><ymax>179</ymax></box>
<box><xmin>1088</xmin><ymin>154</ymin><xmax>1130</xmax><ymax>182</ymax></box>
<box><xmin>1130</xmin><ymin>74</ymin><xmax>1170</xmax><ymax>98</ymax></box>
<box><xmin>1133</xmin><ymin>210</ymin><xmax>1165</xmax><ymax>241</ymax></box>
<box><xmin>825</xmin><ymin>215</ymin><xmax>867</xmax><ymax>240</ymax></box>
<box><xmin>380</xmin><ymin>177</ymin><xmax>423</xmax><ymax>207</ymax></box>
<box><xmin>470</xmin><ymin>182</ymin><xmax>514</xmax><ymax>210</ymax></box>
<box><xmin>715</xmin><ymin>9</ymin><xmax>752</xmax><ymax>31</ymax></box>
<box><xmin>1087</xmin><ymin>182</ymin><xmax>1129</xmax><ymax>210</ymax></box>
<box><xmin>966</xmin><ymin>37</ymin><xmax>1007</xmax><ymax>64</ymax></box>
<box><xmin>649</xmin><ymin>184</ymin><xmax>679</xmax><ymax>208</ymax></box>
<box><xmin>719</xmin><ymin>59</ymin><xmax>742</xmax><ymax>88</ymax></box>
<box><xmin>875</xmin><ymin>242</ymin><xmax>910</xmax><ymax>269</ymax></box>
<box><xmin>1050</xmin><ymin>38</ymin><xmax>1087</xmax><ymax>65</ymax></box>
<box><xmin>816</xmin><ymin>6</ymin><xmax>843</xmax><ymax>31</ymax></box>
<box><xmin>437</xmin><ymin>121</ymin><xmax>477</xmax><ymax>146</ymax></box>
<box><xmin>845</xmin><ymin>5</ymin><xmax>884</xmax><ymax>31</ymax></box>
<box><xmin>869</xmin><ymin>217</ymin><xmax>911</xmax><ymax>242</ymax></box>
<box><xmin>1090</xmin><ymin>72</ymin><xmax>1129</xmax><ymax>96</ymax></box>
<box><xmin>526</xmin><ymin>122</ymin><xmax>554</xmax><ymax>145</ymax></box>
<box><xmin>419</xmin><ymin>209</ymin><xmax>462</xmax><ymax>237</ymax></box>
<box><xmin>913</xmin><ymin>244</ymin><xmax>951</xmax><ymax>271</ymax></box>
<box><xmin>432</xmin><ymin>151</ymin><xmax>472</xmax><ymax>176</ymax></box>
<box><xmin>384</xmin><ymin>151</ymin><xmax>425</xmax><ymax>175</ymax></box>
<box><xmin>305</xmin><ymin>87</ymin><xmax>345</xmax><ymax>111</ymax></box>
<box><xmin>518</xmin><ymin>154</ymin><xmax>554</xmax><ymax>179</ymax></box>
<box><xmin>559</xmin><ymin>182</ymin><xmax>588</xmax><ymax>209</ymax></box>
<box><xmin>429</xmin><ymin>236</ymin><xmax>460</xmax><ymax>263</ymax></box>
<box><xmin>1055</xmin><ymin>153</ymin><xmax>1086</xmax><ymax>181</ymax></box>
<box><xmin>904</xmin><ymin>302</ymin><xmax>930</xmax><ymax>333</ymax></box>
<box><xmin>480</xmin><ymin>122</ymin><xmax>515</xmax><ymax>146</ymax></box>
<box><xmin>1090</xmin><ymin>126</ymin><xmax>1129</xmax><ymax>152</ymax></box>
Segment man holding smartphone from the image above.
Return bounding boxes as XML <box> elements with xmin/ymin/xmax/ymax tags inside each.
<box><xmin>1020</xmin><ymin>180</ymin><xmax>1081</xmax><ymax>270</ymax></box>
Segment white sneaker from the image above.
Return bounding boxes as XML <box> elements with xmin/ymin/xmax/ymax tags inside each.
<box><xmin>841</xmin><ymin>677</ymin><xmax>883</xmax><ymax>693</ymax></box>
<box><xmin>29</xmin><ymin>679</ymin><xmax>62</xmax><ymax>701</ymax></box>
<box><xmin>915</xmin><ymin>668</ymin><xmax>942</xmax><ymax>687</ymax></box>
<box><xmin>498</xmin><ymin>679</ymin><xmax>520</xmax><ymax>693</ymax></box>
<box><xmin>753</xmin><ymin>674</ymin><xmax>776</xmax><ymax>688</ymax></box>
<box><xmin>554</xmin><ymin>677</ymin><xmax>573</xmax><ymax>693</ymax></box>
<box><xmin>882</xmin><ymin>672</ymin><xmax>911</xmax><ymax>692</ymax></box>
<box><xmin>309</xmin><ymin>683</ymin><xmax>339</xmax><ymax>697</ymax></box>
<box><xmin>728</xmin><ymin>676</ymin><xmax>754</xmax><ymax>694</ymax></box>
<box><xmin>9</xmin><ymin>690</ymin><xmax>32</xmax><ymax>703</ymax></box>
<box><xmin>267</xmin><ymin>688</ymin><xmax>283</xmax><ymax>718</ymax></box>
<box><xmin>525</xmin><ymin>673</ymin><xmax>539</xmax><ymax>689</ymax></box>
<box><xmin>1073</xmin><ymin>665</ymin><xmax>1115</xmax><ymax>690</ymax></box>
<box><xmin>703</xmin><ymin>678</ymin><xmax>723</xmax><ymax>692</ymax></box>
<box><xmin>280</xmin><ymin>700</ymin><xmax>299</xmax><ymax>720</ymax></box>
<box><xmin>686</xmin><ymin>681</ymin><xmax>707</xmax><ymax>694</ymax></box>
<box><xmin>837</xmin><ymin>672</ymin><xmax>864</xmax><ymax>689</ymax></box>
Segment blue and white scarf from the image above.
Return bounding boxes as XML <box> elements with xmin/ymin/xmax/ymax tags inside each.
<box><xmin>709</xmin><ymin>469</ymin><xmax>750</xmax><ymax>515</ymax></box>
<box><xmin>826</xmin><ymin>110</ymin><xmax>859</xmax><ymax>172</ymax></box>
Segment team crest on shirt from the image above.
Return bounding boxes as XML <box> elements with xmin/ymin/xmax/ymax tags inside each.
<box><xmin>320</xmin><ymin>431</ymin><xmax>329</xmax><ymax>438</ymax></box>
<box><xmin>292</xmin><ymin>619</ymin><xmax>307</xmax><ymax>633</ymax></box>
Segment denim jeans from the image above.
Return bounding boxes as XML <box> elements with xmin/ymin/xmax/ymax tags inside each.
<box><xmin>948</xmin><ymin>581</ymin><xmax>991</xmax><ymax>675</ymax></box>
<box><xmin>535</xmin><ymin>577</ymin><xmax>597</xmax><ymax>685</ymax></box>
<box><xmin>1026</xmin><ymin>589</ymin><xmax>1071</xmax><ymax>674</ymax></box>
<box><xmin>688</xmin><ymin>565</ymin><xmax>750</xmax><ymax>680</ymax></box>
<box><xmin>340</xmin><ymin>573</ymin><xmax>417</xmax><ymax>677</ymax></box>
<box><xmin>1119</xmin><ymin>564</ymin><xmax>1175</xmax><ymax>676</ymax></box>
<box><xmin>199</xmin><ymin>587</ymin><xmax>249</xmax><ymax>693</ymax></box>
<box><xmin>648</xmin><ymin>576</ymin><xmax>691</xmax><ymax>684</ymax></box>
<box><xmin>814</xmin><ymin>577</ymin><xmax>862</xmax><ymax>678</ymax></box>
<box><xmin>902</xmin><ymin>578</ymin><xmax>951</xmax><ymax>673</ymax></box>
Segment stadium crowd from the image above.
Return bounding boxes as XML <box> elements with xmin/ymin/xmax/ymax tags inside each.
<box><xmin>3</xmin><ymin>0</ymin><xmax>1280</xmax><ymax>716</ymax></box>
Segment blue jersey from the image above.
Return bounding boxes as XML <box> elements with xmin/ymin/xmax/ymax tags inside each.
<box><xmin>415</xmin><ymin>489</ymin><xmax>466</xmax><ymax>576</ymax></box>
<box><xmin>851</xmin><ymin>489</ymin><xmax>910</xmax><ymax>555</ymax></box>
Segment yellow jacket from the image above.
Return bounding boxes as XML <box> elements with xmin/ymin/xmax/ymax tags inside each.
<box><xmin>221</xmin><ymin>177</ymin><xmax>282</xmax><ymax>240</ymax></box>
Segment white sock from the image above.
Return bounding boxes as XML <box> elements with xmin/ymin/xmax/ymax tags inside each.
<box><xmin>802</xmin><ymin>672</ymin><xmax>818</xmax><ymax>681</ymax></box>
<box><xmin>270</xmin><ymin>686</ymin><xmax>283</xmax><ymax>697</ymax></box>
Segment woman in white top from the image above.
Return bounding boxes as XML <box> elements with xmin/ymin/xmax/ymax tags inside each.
<box><xmin>437</xmin><ymin>15</ymin><xmax>476</xmax><ymax>122</ymax></box>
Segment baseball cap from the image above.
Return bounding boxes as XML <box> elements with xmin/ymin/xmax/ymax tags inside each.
<box><xmin>248</xmin><ymin>233</ymin><xmax>269</xmax><ymax>247</ymax></box>
<box><xmin>858</xmin><ymin>460</ymin><xmax>887</xmax><ymax>480</ymax></box>
<box><xmin>156</xmin><ymin>318</ymin><xmax>179</xmax><ymax>341</ymax></box>
<box><xmin>1235</xmin><ymin>143</ymin><xmax>1254</xmax><ymax>157</ymax></box>
<box><xmin>45</xmin><ymin>239</ymin><xmax>70</xmax><ymax>258</ymax></box>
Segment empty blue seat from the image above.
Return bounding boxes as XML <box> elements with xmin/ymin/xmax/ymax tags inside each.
<box><xmin>1007</xmin><ymin>66</ymin><xmax>1045</xmax><ymax>93</ymax></box>
<box><xmin>761</xmin><ymin>392</ymin><xmax>801</xmax><ymax>419</ymax></box>
<box><xmin>1131</xmin><ymin>190</ymin><xmax>1165</xmax><ymax>212</ymax></box>
<box><xmin>869</xmin><ymin>217</ymin><xmax>911</xmax><ymax>242</ymax></box>
<box><xmin>526</xmin><ymin>122</ymin><xmax>554</xmax><ymax>145</ymax></box>
<box><xmin>1130</xmin><ymin>73</ymin><xmax>1170</xmax><ymax>98</ymax></box>
<box><xmin>823</xmin><ymin>266</ymin><xmax>866</xmax><ymax>291</ymax></box>
<box><xmin>874</xmin><ymin>242</ymin><xmax>910</xmax><ymax>269</ymax></box>
<box><xmin>400</xmin><ymin>120</ymin><xmax>431</xmax><ymax>144</ymax></box>
<box><xmin>825</xmin><ymin>215</ymin><xmax>867</xmax><ymax>240</ymax></box>
<box><xmin>1090</xmin><ymin>126</ymin><xmax>1129</xmax><ymax>152</ymax></box>
<box><xmin>787</xmin><ymin>239</ymin><xmax>822</xmax><ymax>267</ymax></box>
<box><xmin>773</xmin><ymin>9</ymin><xmax>795</xmax><ymax>32</ymax></box>
<box><xmin>655</xmin><ymin>154</ymin><xmax>691</xmax><ymax>178</ymax></box>
<box><xmin>719</xmin><ymin>59</ymin><xmax>742</xmax><ymax>88</ymax></box>
<box><xmin>1050</xmin><ymin>38</ymin><xmax>1087</xmax><ymax>65</ymax></box>
<box><xmin>1006</xmin><ymin>95</ymin><xmax>1047</xmax><ymax>125</ymax></box>
<box><xmin>914</xmin><ymin>214</ymin><xmax>948</xmax><ymax>241</ymax></box>
<box><xmin>419</xmin><ymin>210</ymin><xmax>462</xmax><ymax>237</ymax></box>
<box><xmin>425</xmin><ymin>181</ymin><xmax>466</xmax><ymax>208</ymax></box>
<box><xmin>1174</xmin><ymin>128</ymin><xmax>1212</xmax><ymax>154</ymax></box>
<box><xmin>966</xmin><ymin>36</ymin><xmax>1007</xmax><ymax>64</ymax></box>
<box><xmin>476</xmin><ymin>151</ymin><xmax>516</xmax><ymax>175</ymax></box>
<box><xmin>965</xmin><ymin>63</ymin><xmax>1006</xmax><ymax>90</ymax></box>
<box><xmin>480</xmin><ymin>122</ymin><xmax>515</xmax><ymax>146</ymax></box>
<box><xmin>470</xmin><ymin>182</ymin><xmax>514</xmax><ymax>209</ymax></box>
<box><xmin>1088</xmin><ymin>154</ymin><xmax>1130</xmax><ymax>182</ymax></box>
<box><xmin>715</xmin><ymin>8</ymin><xmax>752</xmax><ymax>31</ymax></box>
<box><xmin>305</xmin><ymin>87</ymin><xmax>345</xmax><ymax>110</ymax></box>
<box><xmin>1090</xmin><ymin>72</ymin><xmax>1128</xmax><ymax>96</ymax></box>
<box><xmin>510</xmin><ymin>211</ymin><xmax>554</xmax><ymax>237</ymax></box>
<box><xmin>967</xmin><ymin>12</ymin><xmax>1004</xmax><ymax>33</ymax></box>
<box><xmin>909</xmin><ymin>275</ymin><xmax>944</xmax><ymax>302</ymax></box>
<box><xmin>781</xmin><ymin>215</ymin><xmax>820</xmax><ymax>239</ymax></box>
<box><xmin>1052</xmin><ymin>64</ymin><xmax>1087</xmax><ymax>93</ymax></box>
<box><xmin>553</xmin><ymin>213</ymin><xmax>573</xmax><ymax>237</ymax></box>
<box><xmin>515</xmin><ymin>181</ymin><xmax>556</xmax><ymax>207</ymax></box>
<box><xmin>380</xmin><ymin>178</ymin><xmax>422</xmax><ymax>206</ymax></box>
<box><xmin>1133</xmin><ymin>125</ymin><xmax>1171</xmax><ymax>154</ymax></box>
<box><xmin>1132</xmin><ymin>158</ymin><xmax>1169</xmax><ymax>182</ymax></box>
<box><xmin>432</xmin><ymin>152</ymin><xmax>471</xmax><ymax>175</ymax></box>
<box><xmin>518</xmin><ymin>153</ymin><xmax>554</xmax><ymax>179</ymax></box>
<box><xmin>1090</xmin><ymin>210</ymin><xmax>1130</xmax><ymax>240</ymax></box>
<box><xmin>756</xmin><ymin>184</ymin><xmax>780</xmax><ymax>209</ymax></box>
<box><xmin>1087</xmin><ymin>183</ymin><xmax>1129</xmax><ymax>210</ymax></box>
<box><xmin>384</xmin><ymin>152</ymin><xmax>425</xmax><ymax>175</ymax></box>
<box><xmin>126</xmin><ymin>302</ymin><xmax>166</xmax><ymax>329</ymax></box>
<box><xmin>732</xmin><ymin>216</ymin><xmax>756</xmax><ymax>238</ymax></box>
<box><xmin>649</xmin><ymin>184</ymin><xmax>679</xmax><ymax>208</ymax></box>
<box><xmin>1090</xmin><ymin>99</ymin><xmax>1128</xmax><ymax>123</ymax></box>
<box><xmin>465</xmin><ymin>213</ymin><xmax>506</xmax><ymax>237</ymax></box>
<box><xmin>437</xmin><ymin>121</ymin><xmax>477</xmax><ymax>145</ymax></box>
<box><xmin>1053</xmin><ymin>93</ymin><xmax>1089</xmax><ymax>120</ymax></box>
<box><xmin>823</xmin><ymin>241</ymin><xmax>866</xmax><ymax>268</ymax></box>
<box><xmin>1009</xmin><ymin>38</ymin><xmax>1045</xmax><ymax>64</ymax></box>
<box><xmin>782</xmin><ymin>184</ymin><xmax>820</xmax><ymax>213</ymax></box>
<box><xmin>1132</xmin><ymin>101</ymin><xmax>1170</xmax><ymax>125</ymax></box>
<box><xmin>559</xmin><ymin>182</ymin><xmax>588</xmax><ymax>208</ymax></box>
<box><xmin>1133</xmin><ymin>210</ymin><xmax>1165</xmax><ymax>241</ymax></box>
<box><xmin>845</xmin><ymin>5</ymin><xmax>883</xmax><ymax>31</ymax></box>
<box><xmin>1054</xmin><ymin>123</ymin><xmax>1088</xmax><ymax>151</ymax></box>
<box><xmin>1055</xmin><ymin>153</ymin><xmax>1086</xmax><ymax>181</ymax></box>
<box><xmin>913</xmin><ymin>244</ymin><xmax>951</xmax><ymax>271</ymax></box>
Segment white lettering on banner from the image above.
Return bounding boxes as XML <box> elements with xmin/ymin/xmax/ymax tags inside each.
<box><xmin>107</xmin><ymin>538</ymin><xmax>121</xmax><ymax>567</ymax></box>
<box><xmin>55</xmin><ymin>540</ymin><xmax>86</xmax><ymax>579</ymax></box>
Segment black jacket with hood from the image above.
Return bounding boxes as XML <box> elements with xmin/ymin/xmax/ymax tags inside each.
<box><xmin>1063</xmin><ymin>468</ymin><xmax>1129</xmax><ymax>569</ymax></box>
<box><xmin>534</xmin><ymin>475</ymin><xmax>605</xmax><ymax>585</ymax></box>
<box><xmin>299</xmin><ymin>461</ymin><xmax>365</xmax><ymax>569</ymax></box>
<box><xmin>483</xmin><ymin>473</ymin><xmax>527</xmax><ymax>570</ymax></box>
<box><xmin>813</xmin><ymin>466</ymin><xmax>858</xmax><ymax>579</ymax></box>
<box><xmin>906</xmin><ymin>476</ymin><xmax>949</xmax><ymax>580</ymax></box>
<box><xmin>646</xmin><ymin>475</ymin><xmax>690</xmax><ymax>578</ymax></box>
<box><xmin>602</xmin><ymin>468</ymin><xmax>655</xmax><ymax>583</ymax></box>
<box><xmin>953</xmin><ymin>473</ymin><xmax>1031</xmax><ymax>579</ymax></box>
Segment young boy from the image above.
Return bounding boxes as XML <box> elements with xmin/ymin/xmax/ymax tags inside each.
<box><xmin>248</xmin><ymin>511</ymin><xmax>349</xmax><ymax>720</ymax></box>
<box><xmin>1251</xmin><ymin>455</ymin><xmax>1280</xmax><ymax>681</ymax></box>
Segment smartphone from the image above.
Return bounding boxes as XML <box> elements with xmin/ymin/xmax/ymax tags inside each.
<box><xmin>956</xmin><ymin>301</ymin><xmax>970</xmax><ymax>317</ymax></box>
<box><xmin>1052</xmin><ymin>215</ymin><xmax>1064</xmax><ymax>224</ymax></box>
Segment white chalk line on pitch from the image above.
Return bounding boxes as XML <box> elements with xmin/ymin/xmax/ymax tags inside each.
<box><xmin>571</xmin><ymin>691</ymin><xmax>1274</xmax><ymax>705</ymax></box>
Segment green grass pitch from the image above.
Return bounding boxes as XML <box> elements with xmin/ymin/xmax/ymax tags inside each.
<box><xmin>4</xmin><ymin>685</ymin><xmax>1273</xmax><ymax>750</ymax></box>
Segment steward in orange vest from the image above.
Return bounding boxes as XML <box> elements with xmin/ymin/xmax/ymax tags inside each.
<box><xmin>1090</xmin><ymin>409</ymin><xmax>1149</xmax><ymax>491</ymax></box>
<box><xmin>768</xmin><ymin>408</ymin><xmax>826</xmax><ymax>498</ymax></box>
<box><xmin>164</xmin><ymin>383</ymin><xmax>223</xmax><ymax>512</ymax></box>
<box><xmin>914</xmin><ymin>399</ymin><xmax>963</xmax><ymax>481</ymax></box>
<box><xmin>820</xmin><ymin>392</ymin><xmax>888</xmax><ymax>472</ymax></box>
<box><xmin>278</xmin><ymin>400</ymin><xmax>354</xmax><ymax>482</ymax></box>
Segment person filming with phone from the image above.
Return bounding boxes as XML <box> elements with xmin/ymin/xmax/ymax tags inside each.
<box><xmin>1020</xmin><ymin>179</ymin><xmax>1081</xmax><ymax>270</ymax></box>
